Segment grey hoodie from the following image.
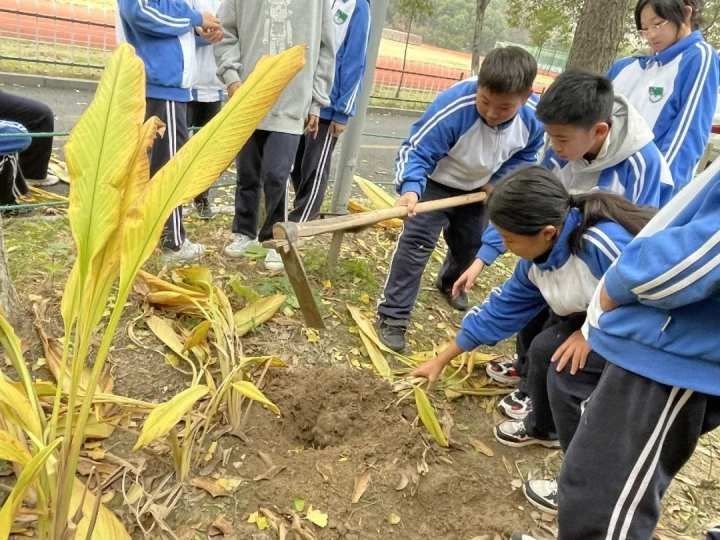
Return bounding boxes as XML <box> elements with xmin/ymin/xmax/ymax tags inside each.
<box><xmin>214</xmin><ymin>0</ymin><xmax>336</xmax><ymax>135</ymax></box>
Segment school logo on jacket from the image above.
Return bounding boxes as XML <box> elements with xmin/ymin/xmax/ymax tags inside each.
<box><xmin>334</xmin><ymin>9</ymin><xmax>349</xmax><ymax>24</ymax></box>
<box><xmin>648</xmin><ymin>85</ymin><xmax>664</xmax><ymax>103</ymax></box>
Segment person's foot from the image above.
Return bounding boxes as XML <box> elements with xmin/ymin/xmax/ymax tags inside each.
<box><xmin>523</xmin><ymin>479</ymin><xmax>558</xmax><ymax>515</ymax></box>
<box><xmin>161</xmin><ymin>238</ymin><xmax>205</xmax><ymax>264</ymax></box>
<box><xmin>437</xmin><ymin>285</ymin><xmax>469</xmax><ymax>311</ymax></box>
<box><xmin>263</xmin><ymin>248</ymin><xmax>283</xmax><ymax>271</ymax></box>
<box><xmin>195</xmin><ymin>199</ymin><xmax>213</xmax><ymax>220</ymax></box>
<box><xmin>497</xmin><ymin>389</ymin><xmax>533</xmax><ymax>420</ymax></box>
<box><xmin>706</xmin><ymin>524</ymin><xmax>720</xmax><ymax>539</ymax></box>
<box><xmin>376</xmin><ymin>317</ymin><xmax>408</xmax><ymax>352</ymax></box>
<box><xmin>494</xmin><ymin>420</ymin><xmax>560</xmax><ymax>448</ymax></box>
<box><xmin>486</xmin><ymin>355</ymin><xmax>521</xmax><ymax>386</ymax></box>
<box><xmin>224</xmin><ymin>234</ymin><xmax>259</xmax><ymax>258</ymax></box>
<box><xmin>25</xmin><ymin>173</ymin><xmax>60</xmax><ymax>187</ymax></box>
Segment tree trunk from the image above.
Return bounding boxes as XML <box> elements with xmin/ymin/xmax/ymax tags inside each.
<box><xmin>566</xmin><ymin>0</ymin><xmax>630</xmax><ymax>73</ymax></box>
<box><xmin>0</xmin><ymin>215</ymin><xmax>18</xmax><ymax>320</ymax></box>
<box><xmin>395</xmin><ymin>10</ymin><xmax>415</xmax><ymax>98</ymax></box>
<box><xmin>471</xmin><ymin>0</ymin><xmax>492</xmax><ymax>75</ymax></box>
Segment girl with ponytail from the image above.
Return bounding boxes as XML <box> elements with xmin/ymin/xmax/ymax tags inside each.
<box><xmin>412</xmin><ymin>166</ymin><xmax>654</xmax><ymax>514</ymax></box>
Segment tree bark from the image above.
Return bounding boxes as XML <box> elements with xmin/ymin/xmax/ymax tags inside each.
<box><xmin>471</xmin><ymin>0</ymin><xmax>492</xmax><ymax>75</ymax></box>
<box><xmin>0</xmin><ymin>215</ymin><xmax>18</xmax><ymax>320</ymax></box>
<box><xmin>566</xmin><ymin>0</ymin><xmax>631</xmax><ymax>73</ymax></box>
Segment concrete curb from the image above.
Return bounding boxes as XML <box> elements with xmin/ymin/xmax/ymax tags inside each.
<box><xmin>0</xmin><ymin>72</ymin><xmax>426</xmax><ymax>117</ymax></box>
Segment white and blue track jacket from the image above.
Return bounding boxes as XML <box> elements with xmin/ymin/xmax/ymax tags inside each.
<box><xmin>394</xmin><ymin>80</ymin><xmax>544</xmax><ymax>195</ymax></box>
<box><xmin>319</xmin><ymin>0</ymin><xmax>370</xmax><ymax>125</ymax></box>
<box><xmin>456</xmin><ymin>208</ymin><xmax>633</xmax><ymax>351</ymax></box>
<box><xmin>586</xmin><ymin>158</ymin><xmax>720</xmax><ymax>397</ymax></box>
<box><xmin>117</xmin><ymin>0</ymin><xmax>201</xmax><ymax>102</ymax></box>
<box><xmin>477</xmin><ymin>96</ymin><xmax>674</xmax><ymax>266</ymax></box>
<box><xmin>609</xmin><ymin>31</ymin><xmax>719</xmax><ymax>191</ymax></box>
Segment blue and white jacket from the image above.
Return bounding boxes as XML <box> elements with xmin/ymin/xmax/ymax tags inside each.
<box><xmin>585</xmin><ymin>158</ymin><xmax>720</xmax><ymax>397</ymax></box>
<box><xmin>320</xmin><ymin>0</ymin><xmax>370</xmax><ymax>125</ymax></box>
<box><xmin>477</xmin><ymin>96</ymin><xmax>674</xmax><ymax>266</ymax></box>
<box><xmin>456</xmin><ymin>208</ymin><xmax>633</xmax><ymax>351</ymax></box>
<box><xmin>394</xmin><ymin>80</ymin><xmax>544</xmax><ymax>195</ymax></box>
<box><xmin>117</xmin><ymin>0</ymin><xmax>202</xmax><ymax>102</ymax></box>
<box><xmin>609</xmin><ymin>31</ymin><xmax>719</xmax><ymax>191</ymax></box>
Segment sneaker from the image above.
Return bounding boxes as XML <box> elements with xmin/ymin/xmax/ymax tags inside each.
<box><xmin>25</xmin><ymin>173</ymin><xmax>60</xmax><ymax>187</ymax></box>
<box><xmin>195</xmin><ymin>199</ymin><xmax>213</xmax><ymax>220</ymax></box>
<box><xmin>224</xmin><ymin>234</ymin><xmax>259</xmax><ymax>258</ymax></box>
<box><xmin>263</xmin><ymin>248</ymin><xmax>283</xmax><ymax>271</ymax></box>
<box><xmin>494</xmin><ymin>420</ymin><xmax>560</xmax><ymax>448</ymax></box>
<box><xmin>437</xmin><ymin>286</ymin><xmax>469</xmax><ymax>311</ymax></box>
<box><xmin>707</xmin><ymin>524</ymin><xmax>720</xmax><ymax>539</ymax></box>
<box><xmin>523</xmin><ymin>479</ymin><xmax>558</xmax><ymax>515</ymax></box>
<box><xmin>486</xmin><ymin>355</ymin><xmax>521</xmax><ymax>386</ymax></box>
<box><xmin>376</xmin><ymin>317</ymin><xmax>408</xmax><ymax>352</ymax></box>
<box><xmin>161</xmin><ymin>238</ymin><xmax>205</xmax><ymax>263</ymax></box>
<box><xmin>511</xmin><ymin>535</ymin><xmax>538</xmax><ymax>540</ymax></box>
<box><xmin>497</xmin><ymin>389</ymin><xmax>533</xmax><ymax>420</ymax></box>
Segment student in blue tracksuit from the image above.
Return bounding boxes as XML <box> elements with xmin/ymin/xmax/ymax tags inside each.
<box><xmin>289</xmin><ymin>0</ymin><xmax>371</xmax><ymax>223</ymax></box>
<box><xmin>535</xmin><ymin>148</ymin><xmax>720</xmax><ymax>540</ymax></box>
<box><xmin>0</xmin><ymin>120</ymin><xmax>31</xmax><ymax>213</ymax></box>
<box><xmin>411</xmin><ymin>166</ymin><xmax>655</xmax><ymax>515</ymax></box>
<box><xmin>465</xmin><ymin>71</ymin><xmax>674</xmax><ymax>422</ymax></box>
<box><xmin>375</xmin><ymin>46</ymin><xmax>544</xmax><ymax>352</ymax></box>
<box><xmin>609</xmin><ymin>0</ymin><xmax>719</xmax><ymax>191</ymax></box>
<box><xmin>117</xmin><ymin>0</ymin><xmax>221</xmax><ymax>262</ymax></box>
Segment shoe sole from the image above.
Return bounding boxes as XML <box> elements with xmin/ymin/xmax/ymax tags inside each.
<box><xmin>486</xmin><ymin>366</ymin><xmax>521</xmax><ymax>386</ymax></box>
<box><xmin>264</xmin><ymin>264</ymin><xmax>284</xmax><ymax>272</ymax></box>
<box><xmin>493</xmin><ymin>428</ymin><xmax>560</xmax><ymax>449</ymax></box>
<box><xmin>522</xmin><ymin>483</ymin><xmax>558</xmax><ymax>515</ymax></box>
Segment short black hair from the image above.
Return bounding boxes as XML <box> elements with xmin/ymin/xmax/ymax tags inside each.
<box><xmin>635</xmin><ymin>0</ymin><xmax>700</xmax><ymax>31</ymax></box>
<box><xmin>536</xmin><ymin>70</ymin><xmax>614</xmax><ymax>128</ymax></box>
<box><xmin>478</xmin><ymin>46</ymin><xmax>537</xmax><ymax>95</ymax></box>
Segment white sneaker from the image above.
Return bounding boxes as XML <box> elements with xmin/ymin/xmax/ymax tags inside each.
<box><xmin>523</xmin><ymin>479</ymin><xmax>558</xmax><ymax>515</ymax></box>
<box><xmin>224</xmin><ymin>234</ymin><xmax>258</xmax><ymax>258</ymax></box>
<box><xmin>263</xmin><ymin>248</ymin><xmax>283</xmax><ymax>271</ymax></box>
<box><xmin>161</xmin><ymin>238</ymin><xmax>205</xmax><ymax>263</ymax></box>
<box><xmin>25</xmin><ymin>173</ymin><xmax>60</xmax><ymax>187</ymax></box>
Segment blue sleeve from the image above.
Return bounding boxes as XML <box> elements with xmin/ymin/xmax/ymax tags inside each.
<box><xmin>455</xmin><ymin>260</ymin><xmax>547</xmax><ymax>351</ymax></box>
<box><xmin>118</xmin><ymin>0</ymin><xmax>201</xmax><ymax>37</ymax></box>
<box><xmin>489</xmin><ymin>114</ymin><xmax>544</xmax><ymax>184</ymax></box>
<box><xmin>393</xmin><ymin>89</ymin><xmax>474</xmax><ymax>196</ymax></box>
<box><xmin>578</xmin><ymin>223</ymin><xmax>635</xmax><ymax>279</ymax></box>
<box><xmin>331</xmin><ymin>3</ymin><xmax>370</xmax><ymax>124</ymax></box>
<box><xmin>477</xmin><ymin>224</ymin><xmax>506</xmax><ymax>265</ymax></box>
<box><xmin>608</xmin><ymin>146</ymin><xmax>673</xmax><ymax>208</ymax></box>
<box><xmin>657</xmin><ymin>43</ymin><xmax>719</xmax><ymax>190</ymax></box>
<box><xmin>607</xmin><ymin>57</ymin><xmax>635</xmax><ymax>80</ymax></box>
<box><xmin>604</xmin><ymin>178</ymin><xmax>720</xmax><ymax>310</ymax></box>
<box><xmin>0</xmin><ymin>121</ymin><xmax>31</xmax><ymax>155</ymax></box>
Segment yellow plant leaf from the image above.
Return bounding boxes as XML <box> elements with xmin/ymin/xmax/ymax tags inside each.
<box><xmin>71</xmin><ymin>478</ymin><xmax>131</xmax><ymax>539</ymax></box>
<box><xmin>234</xmin><ymin>294</ymin><xmax>287</xmax><ymax>337</ymax></box>
<box><xmin>183</xmin><ymin>320</ymin><xmax>211</xmax><ymax>352</ymax></box>
<box><xmin>172</xmin><ymin>266</ymin><xmax>213</xmax><ymax>293</ymax></box>
<box><xmin>133</xmin><ymin>385</ymin><xmax>208</xmax><ymax>450</ymax></box>
<box><xmin>357</xmin><ymin>331</ymin><xmax>392</xmax><ymax>382</ymax></box>
<box><xmin>237</xmin><ymin>356</ymin><xmax>287</xmax><ymax>369</ymax></box>
<box><xmin>0</xmin><ymin>373</ymin><xmax>42</xmax><ymax>441</ymax></box>
<box><xmin>146</xmin><ymin>291</ymin><xmax>206</xmax><ymax>314</ymax></box>
<box><xmin>0</xmin><ymin>438</ymin><xmax>62</xmax><ymax>539</ymax></box>
<box><xmin>387</xmin><ymin>512</ymin><xmax>401</xmax><ymax>525</ymax></box>
<box><xmin>0</xmin><ymin>430</ymin><xmax>31</xmax><ymax>465</ymax></box>
<box><xmin>136</xmin><ymin>270</ymin><xmax>207</xmax><ymax>298</ymax></box>
<box><xmin>413</xmin><ymin>387</ymin><xmax>449</xmax><ymax>447</ymax></box>
<box><xmin>306</xmin><ymin>506</ymin><xmax>328</xmax><ymax>528</ymax></box>
<box><xmin>351</xmin><ymin>471</ymin><xmax>371</xmax><ymax>504</ymax></box>
<box><xmin>119</xmin><ymin>46</ymin><xmax>305</xmax><ymax>293</ymax></box>
<box><xmin>231</xmin><ymin>381</ymin><xmax>280</xmax><ymax>416</ymax></box>
<box><xmin>354</xmin><ymin>175</ymin><xmax>396</xmax><ymax>207</ymax></box>
<box><xmin>146</xmin><ymin>315</ymin><xmax>187</xmax><ymax>359</ymax></box>
<box><xmin>247</xmin><ymin>511</ymin><xmax>268</xmax><ymax>530</ymax></box>
<box><xmin>191</xmin><ymin>476</ymin><xmax>242</xmax><ymax>498</ymax></box>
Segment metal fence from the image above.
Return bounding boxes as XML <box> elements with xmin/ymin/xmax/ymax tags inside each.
<box><xmin>0</xmin><ymin>0</ymin><xmax>467</xmax><ymax>107</ymax></box>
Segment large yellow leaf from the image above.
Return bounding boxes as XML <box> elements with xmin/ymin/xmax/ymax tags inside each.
<box><xmin>231</xmin><ymin>381</ymin><xmax>280</xmax><ymax>415</ymax></box>
<box><xmin>234</xmin><ymin>294</ymin><xmax>287</xmax><ymax>337</ymax></box>
<box><xmin>119</xmin><ymin>46</ymin><xmax>305</xmax><ymax>291</ymax></box>
<box><xmin>357</xmin><ymin>331</ymin><xmax>393</xmax><ymax>382</ymax></box>
<box><xmin>136</xmin><ymin>270</ymin><xmax>207</xmax><ymax>299</ymax></box>
<box><xmin>354</xmin><ymin>175</ymin><xmax>396</xmax><ymax>207</ymax></box>
<box><xmin>133</xmin><ymin>385</ymin><xmax>208</xmax><ymax>450</ymax></box>
<box><xmin>0</xmin><ymin>373</ymin><xmax>42</xmax><ymax>441</ymax></box>
<box><xmin>0</xmin><ymin>430</ymin><xmax>31</xmax><ymax>465</ymax></box>
<box><xmin>414</xmin><ymin>387</ymin><xmax>449</xmax><ymax>447</ymax></box>
<box><xmin>62</xmin><ymin>43</ymin><xmax>145</xmax><ymax>328</ymax></box>
<box><xmin>71</xmin><ymin>478</ymin><xmax>131</xmax><ymax>539</ymax></box>
<box><xmin>0</xmin><ymin>438</ymin><xmax>62</xmax><ymax>539</ymax></box>
<box><xmin>146</xmin><ymin>315</ymin><xmax>189</xmax><ymax>359</ymax></box>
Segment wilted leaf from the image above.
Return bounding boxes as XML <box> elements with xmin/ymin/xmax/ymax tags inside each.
<box><xmin>133</xmin><ymin>385</ymin><xmax>208</xmax><ymax>450</ymax></box>
<box><xmin>234</xmin><ymin>294</ymin><xmax>286</xmax><ymax>336</ymax></box>
<box><xmin>209</xmin><ymin>514</ymin><xmax>234</xmax><ymax>537</ymax></box>
<box><xmin>469</xmin><ymin>438</ymin><xmax>495</xmax><ymax>457</ymax></box>
<box><xmin>229</xmin><ymin>278</ymin><xmax>261</xmax><ymax>303</ymax></box>
<box><xmin>146</xmin><ymin>315</ymin><xmax>187</xmax><ymax>358</ymax></box>
<box><xmin>191</xmin><ymin>476</ymin><xmax>242</xmax><ymax>498</ymax></box>
<box><xmin>387</xmin><ymin>512</ymin><xmax>401</xmax><ymax>525</ymax></box>
<box><xmin>351</xmin><ymin>471</ymin><xmax>371</xmax><ymax>504</ymax></box>
<box><xmin>357</xmin><ymin>331</ymin><xmax>392</xmax><ymax>382</ymax></box>
<box><xmin>247</xmin><ymin>511</ymin><xmax>269</xmax><ymax>530</ymax></box>
<box><xmin>414</xmin><ymin>387</ymin><xmax>449</xmax><ymax>447</ymax></box>
<box><xmin>183</xmin><ymin>320</ymin><xmax>211</xmax><ymax>351</ymax></box>
<box><xmin>0</xmin><ymin>430</ymin><xmax>31</xmax><ymax>465</ymax></box>
<box><xmin>306</xmin><ymin>506</ymin><xmax>328</xmax><ymax>528</ymax></box>
<box><xmin>125</xmin><ymin>484</ymin><xmax>144</xmax><ymax>505</ymax></box>
<box><xmin>293</xmin><ymin>498</ymin><xmax>305</xmax><ymax>512</ymax></box>
<box><xmin>253</xmin><ymin>465</ymin><xmax>286</xmax><ymax>482</ymax></box>
<box><xmin>231</xmin><ymin>381</ymin><xmax>280</xmax><ymax>415</ymax></box>
<box><xmin>395</xmin><ymin>471</ymin><xmax>409</xmax><ymax>491</ymax></box>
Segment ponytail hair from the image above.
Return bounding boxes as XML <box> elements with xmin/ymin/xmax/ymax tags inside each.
<box><xmin>488</xmin><ymin>166</ymin><xmax>656</xmax><ymax>253</ymax></box>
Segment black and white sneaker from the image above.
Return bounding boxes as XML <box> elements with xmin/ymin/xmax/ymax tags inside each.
<box><xmin>523</xmin><ymin>479</ymin><xmax>558</xmax><ymax>515</ymax></box>
<box><xmin>195</xmin><ymin>198</ymin><xmax>213</xmax><ymax>220</ymax></box>
<box><xmin>486</xmin><ymin>355</ymin><xmax>521</xmax><ymax>386</ymax></box>
<box><xmin>494</xmin><ymin>420</ymin><xmax>560</xmax><ymax>448</ymax></box>
<box><xmin>376</xmin><ymin>317</ymin><xmax>408</xmax><ymax>352</ymax></box>
<box><xmin>497</xmin><ymin>389</ymin><xmax>533</xmax><ymax>420</ymax></box>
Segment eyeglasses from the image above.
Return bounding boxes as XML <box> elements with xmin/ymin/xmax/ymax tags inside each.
<box><xmin>639</xmin><ymin>20</ymin><xmax>670</xmax><ymax>37</ymax></box>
